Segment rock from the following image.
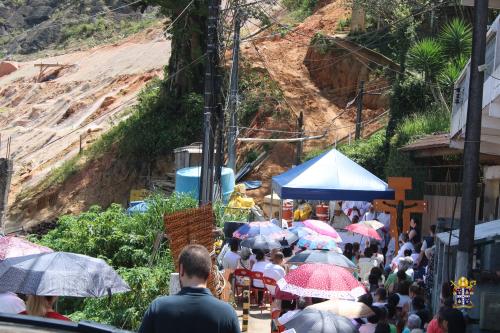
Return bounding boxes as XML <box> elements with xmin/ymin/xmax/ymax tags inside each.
<box><xmin>0</xmin><ymin>61</ymin><xmax>18</xmax><ymax>77</ymax></box>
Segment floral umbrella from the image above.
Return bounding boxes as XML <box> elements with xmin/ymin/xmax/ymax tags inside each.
<box><xmin>233</xmin><ymin>221</ymin><xmax>297</xmax><ymax>243</ymax></box>
<box><xmin>297</xmin><ymin>234</ymin><xmax>340</xmax><ymax>252</ymax></box>
<box><xmin>0</xmin><ymin>236</ymin><xmax>53</xmax><ymax>260</ymax></box>
<box><xmin>345</xmin><ymin>223</ymin><xmax>382</xmax><ymax>240</ymax></box>
<box><xmin>277</xmin><ymin>263</ymin><xmax>367</xmax><ymax>300</ymax></box>
<box><xmin>303</xmin><ymin>220</ymin><xmax>342</xmax><ymax>242</ymax></box>
<box><xmin>288</xmin><ymin>226</ymin><xmax>318</xmax><ymax>238</ymax></box>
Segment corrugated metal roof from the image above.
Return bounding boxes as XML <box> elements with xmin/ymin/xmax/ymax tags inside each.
<box><xmin>436</xmin><ymin>219</ymin><xmax>500</xmax><ymax>246</ymax></box>
<box><xmin>400</xmin><ymin>133</ymin><xmax>451</xmax><ymax>151</ymax></box>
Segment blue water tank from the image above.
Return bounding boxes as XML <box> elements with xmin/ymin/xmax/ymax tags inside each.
<box><xmin>175</xmin><ymin>167</ymin><xmax>235</xmax><ymax>203</ymax></box>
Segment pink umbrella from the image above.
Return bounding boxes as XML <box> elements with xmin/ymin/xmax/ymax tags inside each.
<box><xmin>303</xmin><ymin>220</ymin><xmax>342</xmax><ymax>242</ymax></box>
<box><xmin>277</xmin><ymin>263</ymin><xmax>367</xmax><ymax>300</ymax></box>
<box><xmin>345</xmin><ymin>223</ymin><xmax>382</xmax><ymax>241</ymax></box>
<box><xmin>0</xmin><ymin>236</ymin><xmax>53</xmax><ymax>260</ymax></box>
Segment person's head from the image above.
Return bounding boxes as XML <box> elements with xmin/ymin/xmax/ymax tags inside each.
<box><xmin>298</xmin><ymin>199</ymin><xmax>306</xmax><ymax>205</ymax></box>
<box><xmin>414</xmin><ymin>242</ymin><xmax>422</xmax><ymax>254</ymax></box>
<box><xmin>430</xmin><ymin>225</ymin><xmax>437</xmax><ymax>236</ymax></box>
<box><xmin>364</xmin><ymin>247</ymin><xmax>373</xmax><ymax>258</ymax></box>
<box><xmin>370</xmin><ymin>267</ymin><xmax>383</xmax><ymax>280</ymax></box>
<box><xmin>440</xmin><ymin>281</ymin><xmax>453</xmax><ymax>303</ymax></box>
<box><xmin>369</xmin><ymin>274</ymin><xmax>379</xmax><ymax>287</ymax></box>
<box><xmin>357</xmin><ymin>293</ymin><xmax>373</xmax><ymax>307</ymax></box>
<box><xmin>352</xmin><ymin>215</ymin><xmax>360</xmax><ymax>224</ymax></box>
<box><xmin>26</xmin><ymin>295</ymin><xmax>58</xmax><ymax>317</ymax></box>
<box><xmin>297</xmin><ymin>297</ymin><xmax>307</xmax><ymax>310</ymax></box>
<box><xmin>344</xmin><ymin>243</ymin><xmax>353</xmax><ymax>252</ymax></box>
<box><xmin>272</xmin><ymin>251</ymin><xmax>284</xmax><ymax>265</ymax></box>
<box><xmin>439</xmin><ymin>306</ymin><xmax>465</xmax><ymax>332</ymax></box>
<box><xmin>369</xmin><ymin>243</ymin><xmax>379</xmax><ymax>254</ymax></box>
<box><xmin>374</xmin><ymin>322</ymin><xmax>390</xmax><ymax>333</ymax></box>
<box><xmin>387</xmin><ymin>293</ymin><xmax>400</xmax><ymax>317</ymax></box>
<box><xmin>397</xmin><ymin>269</ymin><xmax>408</xmax><ymax>282</ymax></box>
<box><xmin>398</xmin><ymin>257</ymin><xmax>411</xmax><ymax>272</ymax></box>
<box><xmin>230</xmin><ymin>239</ymin><xmax>239</xmax><ymax>252</ymax></box>
<box><xmin>397</xmin><ymin>280</ymin><xmax>411</xmax><ymax>296</ymax></box>
<box><xmin>353</xmin><ymin>242</ymin><xmax>360</xmax><ymax>253</ymax></box>
<box><xmin>255</xmin><ymin>250</ymin><xmax>265</xmax><ymax>261</ymax></box>
<box><xmin>412</xmin><ymin>296</ymin><xmax>425</xmax><ymax>311</ymax></box>
<box><xmin>374</xmin><ymin>288</ymin><xmax>387</xmax><ymax>302</ymax></box>
<box><xmin>240</xmin><ymin>247</ymin><xmax>251</xmax><ymax>260</ymax></box>
<box><xmin>407</xmin><ymin>314</ymin><xmax>421</xmax><ymax>330</ymax></box>
<box><xmin>369</xmin><ymin>204</ymin><xmax>375</xmax><ymax>213</ymax></box>
<box><xmin>400</xmin><ymin>232</ymin><xmax>409</xmax><ymax>243</ymax></box>
<box><xmin>409</xmin><ymin>284</ymin><xmax>422</xmax><ymax>298</ymax></box>
<box><xmin>404</xmin><ymin>249</ymin><xmax>412</xmax><ymax>257</ymax></box>
<box><xmin>179</xmin><ymin>244</ymin><xmax>212</xmax><ymax>287</ymax></box>
<box><xmin>410</xmin><ymin>218</ymin><xmax>418</xmax><ymax>228</ymax></box>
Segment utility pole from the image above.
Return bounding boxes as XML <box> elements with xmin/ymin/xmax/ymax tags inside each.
<box><xmin>227</xmin><ymin>9</ymin><xmax>241</xmax><ymax>172</ymax></box>
<box><xmin>296</xmin><ymin>112</ymin><xmax>304</xmax><ymax>165</ymax></box>
<box><xmin>355</xmin><ymin>80</ymin><xmax>365</xmax><ymax>140</ymax></box>
<box><xmin>199</xmin><ymin>0</ymin><xmax>221</xmax><ymax>205</ymax></box>
<box><xmin>455</xmin><ymin>0</ymin><xmax>489</xmax><ymax>280</ymax></box>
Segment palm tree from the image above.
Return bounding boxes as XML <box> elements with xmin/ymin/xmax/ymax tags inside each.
<box><xmin>439</xmin><ymin>18</ymin><xmax>472</xmax><ymax>59</ymax></box>
<box><xmin>407</xmin><ymin>38</ymin><xmax>445</xmax><ymax>82</ymax></box>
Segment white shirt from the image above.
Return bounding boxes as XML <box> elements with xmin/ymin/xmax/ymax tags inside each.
<box><xmin>278</xmin><ymin>309</ymin><xmax>301</xmax><ymax>325</ymax></box>
<box><xmin>362</xmin><ymin>211</ymin><xmax>377</xmax><ymax>221</ymax></box>
<box><xmin>0</xmin><ymin>292</ymin><xmax>26</xmax><ymax>314</ymax></box>
<box><xmin>222</xmin><ymin>251</ymin><xmax>240</xmax><ymax>270</ymax></box>
<box><xmin>397</xmin><ymin>293</ymin><xmax>411</xmax><ymax>308</ymax></box>
<box><xmin>264</xmin><ymin>264</ymin><xmax>286</xmax><ymax>283</ymax></box>
<box><xmin>359</xmin><ymin>322</ymin><xmax>377</xmax><ymax>333</ymax></box>
<box><xmin>252</xmin><ymin>261</ymin><xmax>270</xmax><ymax>288</ymax></box>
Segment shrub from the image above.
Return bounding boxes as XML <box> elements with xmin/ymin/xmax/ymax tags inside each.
<box><xmin>31</xmin><ymin>193</ymin><xmax>198</xmax><ymax>330</ymax></box>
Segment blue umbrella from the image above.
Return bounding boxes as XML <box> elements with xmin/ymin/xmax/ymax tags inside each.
<box><xmin>127</xmin><ymin>201</ymin><xmax>149</xmax><ymax>214</ymax></box>
<box><xmin>0</xmin><ymin>252</ymin><xmax>130</xmax><ymax>297</ymax></box>
<box><xmin>289</xmin><ymin>226</ymin><xmax>319</xmax><ymax>238</ymax></box>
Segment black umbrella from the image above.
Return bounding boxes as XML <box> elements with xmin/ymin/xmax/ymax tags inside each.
<box><xmin>284</xmin><ymin>308</ymin><xmax>359</xmax><ymax>333</ymax></box>
<box><xmin>240</xmin><ymin>235</ymin><xmax>285</xmax><ymax>250</ymax></box>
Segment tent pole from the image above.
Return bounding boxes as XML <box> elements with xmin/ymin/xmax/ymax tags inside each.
<box><xmin>279</xmin><ymin>199</ymin><xmax>283</xmax><ymax>228</ymax></box>
<box><xmin>270</xmin><ymin>189</ymin><xmax>274</xmax><ymax>220</ymax></box>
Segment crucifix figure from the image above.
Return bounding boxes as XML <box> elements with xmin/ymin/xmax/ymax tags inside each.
<box><xmin>374</xmin><ymin>177</ymin><xmax>427</xmax><ymax>252</ymax></box>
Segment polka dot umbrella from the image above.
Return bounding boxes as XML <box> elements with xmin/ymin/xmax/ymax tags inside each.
<box><xmin>277</xmin><ymin>263</ymin><xmax>367</xmax><ymax>300</ymax></box>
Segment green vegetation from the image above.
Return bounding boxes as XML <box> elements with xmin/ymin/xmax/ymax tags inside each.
<box><xmin>60</xmin><ymin>17</ymin><xmax>159</xmax><ymax>48</ymax></box>
<box><xmin>31</xmin><ymin>193</ymin><xmax>198</xmax><ymax>330</ymax></box>
<box><xmin>282</xmin><ymin>0</ymin><xmax>319</xmax><ymax>21</ymax></box>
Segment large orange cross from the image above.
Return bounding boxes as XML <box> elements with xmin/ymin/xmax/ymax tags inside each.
<box><xmin>374</xmin><ymin>177</ymin><xmax>427</xmax><ymax>252</ymax></box>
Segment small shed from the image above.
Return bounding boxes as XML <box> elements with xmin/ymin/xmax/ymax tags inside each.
<box><xmin>173</xmin><ymin>143</ymin><xmax>202</xmax><ymax>170</ymax></box>
<box><xmin>433</xmin><ymin>219</ymin><xmax>500</xmax><ymax>331</ymax></box>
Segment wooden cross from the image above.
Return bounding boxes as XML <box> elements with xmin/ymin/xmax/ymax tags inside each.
<box><xmin>374</xmin><ymin>177</ymin><xmax>427</xmax><ymax>252</ymax></box>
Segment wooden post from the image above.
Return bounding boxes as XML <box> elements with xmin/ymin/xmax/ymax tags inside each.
<box><xmin>241</xmin><ymin>281</ymin><xmax>250</xmax><ymax>332</ymax></box>
<box><xmin>0</xmin><ymin>158</ymin><xmax>13</xmax><ymax>234</ymax></box>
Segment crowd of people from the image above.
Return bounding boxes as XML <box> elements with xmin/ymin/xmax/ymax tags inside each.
<box><xmin>218</xmin><ymin>199</ymin><xmax>465</xmax><ymax>333</ymax></box>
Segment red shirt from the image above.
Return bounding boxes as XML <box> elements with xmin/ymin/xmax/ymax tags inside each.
<box><xmin>19</xmin><ymin>310</ymin><xmax>71</xmax><ymax>321</ymax></box>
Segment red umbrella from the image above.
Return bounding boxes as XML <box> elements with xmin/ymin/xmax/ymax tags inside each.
<box><xmin>277</xmin><ymin>263</ymin><xmax>367</xmax><ymax>300</ymax></box>
<box><xmin>0</xmin><ymin>236</ymin><xmax>53</xmax><ymax>260</ymax></box>
<box><xmin>345</xmin><ymin>223</ymin><xmax>382</xmax><ymax>241</ymax></box>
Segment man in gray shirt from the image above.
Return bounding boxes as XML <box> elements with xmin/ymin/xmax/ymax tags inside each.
<box><xmin>139</xmin><ymin>244</ymin><xmax>240</xmax><ymax>333</ymax></box>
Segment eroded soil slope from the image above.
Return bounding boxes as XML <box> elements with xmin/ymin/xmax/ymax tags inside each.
<box><xmin>1</xmin><ymin>27</ymin><xmax>170</xmax><ymax>232</ymax></box>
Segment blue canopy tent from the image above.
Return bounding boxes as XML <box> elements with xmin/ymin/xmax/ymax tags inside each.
<box><xmin>271</xmin><ymin>149</ymin><xmax>394</xmax><ymax>218</ymax></box>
